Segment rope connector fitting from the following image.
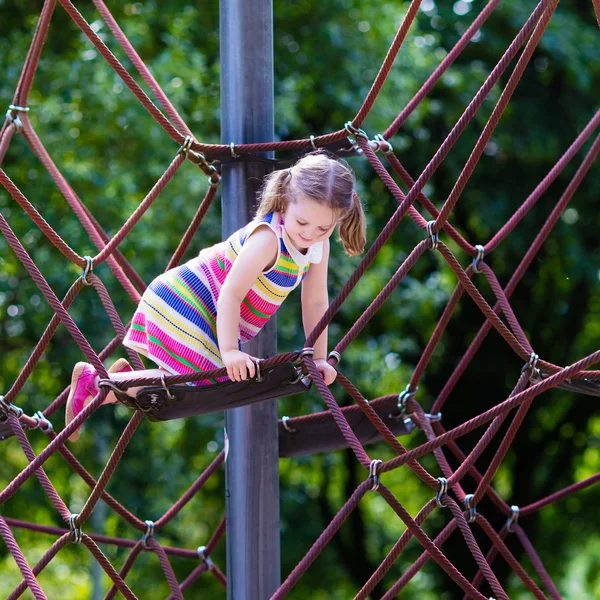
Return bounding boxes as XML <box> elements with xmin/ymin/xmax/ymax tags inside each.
<box><xmin>373</xmin><ymin>133</ymin><xmax>393</xmax><ymax>154</ymax></box>
<box><xmin>208</xmin><ymin>165</ymin><xmax>221</xmax><ymax>188</ymax></box>
<box><xmin>464</xmin><ymin>494</ymin><xmax>477</xmax><ymax>523</ymax></box>
<box><xmin>5</xmin><ymin>104</ymin><xmax>29</xmax><ymax>130</ymax></box>
<box><xmin>197</xmin><ymin>545</ymin><xmax>215</xmax><ymax>571</ymax></box>
<box><xmin>69</xmin><ymin>514</ymin><xmax>83</xmax><ymax>544</ymax></box>
<box><xmin>327</xmin><ymin>350</ymin><xmax>341</xmax><ymax>366</ymax></box>
<box><xmin>159</xmin><ymin>375</ymin><xmax>176</xmax><ymax>402</ymax></box>
<box><xmin>81</xmin><ymin>256</ymin><xmax>94</xmax><ymax>286</ymax></box>
<box><xmin>30</xmin><ymin>411</ymin><xmax>53</xmax><ymax>433</ymax></box>
<box><xmin>141</xmin><ymin>520</ymin><xmax>155</xmax><ymax>548</ymax></box>
<box><xmin>254</xmin><ymin>358</ymin><xmax>264</xmax><ymax>382</ymax></box>
<box><xmin>436</xmin><ymin>477</ymin><xmax>448</xmax><ymax>508</ymax></box>
<box><xmin>426</xmin><ymin>221</ymin><xmax>439</xmax><ymax>250</ymax></box>
<box><xmin>344</xmin><ymin>121</ymin><xmax>368</xmax><ymax>139</ymax></box>
<box><xmin>425</xmin><ymin>412</ymin><xmax>442</xmax><ymax>423</ymax></box>
<box><xmin>309</xmin><ymin>135</ymin><xmax>318</xmax><ymax>151</ymax></box>
<box><xmin>298</xmin><ymin>348</ymin><xmax>315</xmax><ymax>360</ymax></box>
<box><xmin>472</xmin><ymin>245</ymin><xmax>485</xmax><ymax>274</ymax></box>
<box><xmin>506</xmin><ymin>505</ymin><xmax>520</xmax><ymax>533</ymax></box>
<box><xmin>281</xmin><ymin>416</ymin><xmax>297</xmax><ymax>433</ymax></box>
<box><xmin>397</xmin><ymin>385</ymin><xmax>418</xmax><ymax>416</ymax></box>
<box><xmin>344</xmin><ymin>121</ymin><xmax>368</xmax><ymax>155</ymax></box>
<box><xmin>230</xmin><ymin>142</ymin><xmax>240</xmax><ymax>158</ymax></box>
<box><xmin>178</xmin><ymin>135</ymin><xmax>194</xmax><ymax>158</ymax></box>
<box><xmin>179</xmin><ymin>136</ymin><xmax>222</xmax><ymax>186</ymax></box>
<box><xmin>368</xmin><ymin>459</ymin><xmax>383</xmax><ymax>491</ymax></box>
<box><xmin>521</xmin><ymin>352</ymin><xmax>541</xmax><ymax>382</ymax></box>
<box><xmin>0</xmin><ymin>396</ymin><xmax>24</xmax><ymax>420</ymax></box>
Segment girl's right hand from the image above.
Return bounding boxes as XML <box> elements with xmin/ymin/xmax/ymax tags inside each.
<box><xmin>221</xmin><ymin>349</ymin><xmax>257</xmax><ymax>382</ymax></box>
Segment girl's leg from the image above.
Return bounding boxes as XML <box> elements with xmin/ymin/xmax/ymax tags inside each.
<box><xmin>66</xmin><ymin>360</ymin><xmax>174</xmax><ymax>442</ymax></box>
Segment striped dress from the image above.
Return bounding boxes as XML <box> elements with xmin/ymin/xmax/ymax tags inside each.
<box><xmin>123</xmin><ymin>212</ymin><xmax>323</xmax><ymax>384</ymax></box>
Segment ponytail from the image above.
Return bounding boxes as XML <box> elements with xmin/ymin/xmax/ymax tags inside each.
<box><xmin>338</xmin><ymin>192</ymin><xmax>366</xmax><ymax>256</ymax></box>
<box><xmin>255</xmin><ymin>169</ymin><xmax>292</xmax><ymax>218</ymax></box>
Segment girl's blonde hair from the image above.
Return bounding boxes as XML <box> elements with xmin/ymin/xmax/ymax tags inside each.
<box><xmin>256</xmin><ymin>151</ymin><xmax>366</xmax><ymax>255</ymax></box>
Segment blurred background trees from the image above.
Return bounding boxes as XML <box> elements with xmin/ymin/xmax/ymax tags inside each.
<box><xmin>1</xmin><ymin>1</ymin><xmax>599</xmax><ymax>597</ymax></box>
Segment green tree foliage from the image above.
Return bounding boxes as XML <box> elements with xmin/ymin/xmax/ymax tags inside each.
<box><xmin>1</xmin><ymin>1</ymin><xmax>599</xmax><ymax>598</ymax></box>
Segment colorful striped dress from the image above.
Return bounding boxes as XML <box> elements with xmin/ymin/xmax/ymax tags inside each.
<box><xmin>123</xmin><ymin>212</ymin><xmax>323</xmax><ymax>384</ymax></box>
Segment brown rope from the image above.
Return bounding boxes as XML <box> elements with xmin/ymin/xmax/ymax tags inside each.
<box><xmin>1</xmin><ymin>1</ymin><xmax>598</xmax><ymax>598</ymax></box>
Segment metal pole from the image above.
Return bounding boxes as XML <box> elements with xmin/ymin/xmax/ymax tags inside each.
<box><xmin>220</xmin><ymin>1</ymin><xmax>279</xmax><ymax>598</ymax></box>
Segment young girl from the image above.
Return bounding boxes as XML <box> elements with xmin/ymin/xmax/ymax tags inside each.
<box><xmin>65</xmin><ymin>151</ymin><xmax>366</xmax><ymax>441</ymax></box>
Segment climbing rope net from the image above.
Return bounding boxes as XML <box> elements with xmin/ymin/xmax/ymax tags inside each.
<box><xmin>1</xmin><ymin>0</ymin><xmax>599</xmax><ymax>598</ymax></box>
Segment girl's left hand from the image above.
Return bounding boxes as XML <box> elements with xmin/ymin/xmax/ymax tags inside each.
<box><xmin>314</xmin><ymin>359</ymin><xmax>337</xmax><ymax>386</ymax></box>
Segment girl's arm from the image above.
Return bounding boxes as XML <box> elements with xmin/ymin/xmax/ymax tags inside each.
<box><xmin>301</xmin><ymin>239</ymin><xmax>337</xmax><ymax>385</ymax></box>
<box><xmin>217</xmin><ymin>226</ymin><xmax>278</xmax><ymax>381</ymax></box>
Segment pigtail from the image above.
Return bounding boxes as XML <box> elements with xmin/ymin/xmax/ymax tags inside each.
<box><xmin>255</xmin><ymin>169</ymin><xmax>292</xmax><ymax>218</ymax></box>
<box><xmin>338</xmin><ymin>192</ymin><xmax>366</xmax><ymax>256</ymax></box>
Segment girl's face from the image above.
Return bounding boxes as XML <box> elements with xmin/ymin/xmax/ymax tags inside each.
<box><xmin>283</xmin><ymin>196</ymin><xmax>338</xmax><ymax>251</ymax></box>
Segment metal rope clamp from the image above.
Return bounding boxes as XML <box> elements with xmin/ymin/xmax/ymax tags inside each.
<box><xmin>425</xmin><ymin>412</ymin><xmax>442</xmax><ymax>423</ymax></box>
<box><xmin>426</xmin><ymin>221</ymin><xmax>439</xmax><ymax>250</ymax></box>
<box><xmin>397</xmin><ymin>385</ymin><xmax>418</xmax><ymax>415</ymax></box>
<box><xmin>180</xmin><ymin>137</ymin><xmax>222</xmax><ymax>188</ymax></box>
<box><xmin>254</xmin><ymin>358</ymin><xmax>265</xmax><ymax>383</ymax></box>
<box><xmin>0</xmin><ymin>396</ymin><xmax>24</xmax><ymax>421</ymax></box>
<box><xmin>281</xmin><ymin>416</ymin><xmax>297</xmax><ymax>433</ymax></box>
<box><xmin>197</xmin><ymin>545</ymin><xmax>215</xmax><ymax>571</ymax></box>
<box><xmin>5</xmin><ymin>104</ymin><xmax>29</xmax><ymax>130</ymax></box>
<box><xmin>159</xmin><ymin>375</ymin><xmax>176</xmax><ymax>402</ymax></box>
<box><xmin>464</xmin><ymin>494</ymin><xmax>477</xmax><ymax>523</ymax></box>
<box><xmin>81</xmin><ymin>256</ymin><xmax>94</xmax><ymax>286</ymax></box>
<box><xmin>295</xmin><ymin>347</ymin><xmax>315</xmax><ymax>365</ymax></box>
<box><xmin>69</xmin><ymin>513</ymin><xmax>83</xmax><ymax>544</ymax></box>
<box><xmin>521</xmin><ymin>352</ymin><xmax>541</xmax><ymax>383</ymax></box>
<box><xmin>472</xmin><ymin>245</ymin><xmax>485</xmax><ymax>274</ymax></box>
<box><xmin>327</xmin><ymin>350</ymin><xmax>341</xmax><ymax>366</ymax></box>
<box><xmin>208</xmin><ymin>164</ymin><xmax>221</xmax><ymax>188</ymax></box>
<box><xmin>436</xmin><ymin>477</ymin><xmax>448</xmax><ymax>508</ymax></box>
<box><xmin>506</xmin><ymin>505</ymin><xmax>519</xmax><ymax>533</ymax></box>
<box><xmin>141</xmin><ymin>520</ymin><xmax>155</xmax><ymax>549</ymax></box>
<box><xmin>368</xmin><ymin>459</ymin><xmax>383</xmax><ymax>492</ymax></box>
<box><xmin>344</xmin><ymin>121</ymin><xmax>368</xmax><ymax>155</ymax></box>
<box><xmin>373</xmin><ymin>133</ymin><xmax>393</xmax><ymax>154</ymax></box>
<box><xmin>178</xmin><ymin>135</ymin><xmax>194</xmax><ymax>159</ymax></box>
<box><xmin>31</xmin><ymin>411</ymin><xmax>53</xmax><ymax>433</ymax></box>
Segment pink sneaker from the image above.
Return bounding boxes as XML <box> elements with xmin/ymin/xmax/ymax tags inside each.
<box><xmin>65</xmin><ymin>358</ymin><xmax>132</xmax><ymax>442</ymax></box>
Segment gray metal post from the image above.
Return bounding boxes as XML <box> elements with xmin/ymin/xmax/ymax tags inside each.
<box><xmin>220</xmin><ymin>1</ymin><xmax>279</xmax><ymax>598</ymax></box>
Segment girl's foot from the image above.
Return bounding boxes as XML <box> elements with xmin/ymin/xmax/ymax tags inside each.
<box><xmin>65</xmin><ymin>358</ymin><xmax>132</xmax><ymax>442</ymax></box>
